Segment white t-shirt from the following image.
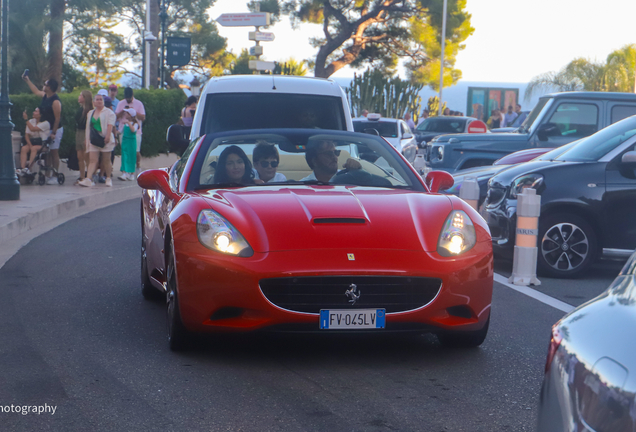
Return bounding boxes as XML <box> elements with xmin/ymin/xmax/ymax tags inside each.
<box><xmin>300</xmin><ymin>172</ymin><xmax>317</xmax><ymax>181</ymax></box>
<box><xmin>26</xmin><ymin>119</ymin><xmax>50</xmax><ymax>140</ymax></box>
<box><xmin>253</xmin><ymin>169</ymin><xmax>287</xmax><ymax>182</ymax></box>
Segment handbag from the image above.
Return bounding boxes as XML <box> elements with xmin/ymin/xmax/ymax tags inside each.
<box><xmin>90</xmin><ymin>124</ymin><xmax>106</xmax><ymax>148</ymax></box>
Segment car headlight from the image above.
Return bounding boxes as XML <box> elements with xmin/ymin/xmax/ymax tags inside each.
<box><xmin>437</xmin><ymin>210</ymin><xmax>477</xmax><ymax>257</ymax></box>
<box><xmin>509</xmin><ymin>174</ymin><xmax>543</xmax><ymax>199</ymax></box>
<box><xmin>433</xmin><ymin>146</ymin><xmax>444</xmax><ymax>160</ymax></box>
<box><xmin>197</xmin><ymin>210</ymin><xmax>253</xmax><ymax>257</ymax></box>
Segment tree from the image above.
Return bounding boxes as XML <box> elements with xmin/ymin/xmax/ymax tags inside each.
<box><xmin>8</xmin><ymin>0</ymin><xmax>48</xmax><ymax>93</ymax></box>
<box><xmin>253</xmin><ymin>0</ymin><xmax>472</xmax><ymax>86</ymax></box>
<box><xmin>526</xmin><ymin>44</ymin><xmax>636</xmax><ymax>100</ymax></box>
<box><xmin>274</xmin><ymin>58</ymin><xmax>309</xmax><ymax>75</ymax></box>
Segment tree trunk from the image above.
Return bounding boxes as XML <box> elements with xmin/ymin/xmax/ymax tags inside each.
<box><xmin>148</xmin><ymin>0</ymin><xmax>160</xmax><ymax>89</ymax></box>
<box><xmin>47</xmin><ymin>0</ymin><xmax>64</xmax><ymax>84</ymax></box>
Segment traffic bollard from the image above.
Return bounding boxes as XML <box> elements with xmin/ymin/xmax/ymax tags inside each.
<box><xmin>413</xmin><ymin>153</ymin><xmax>426</xmax><ymax>175</ymax></box>
<box><xmin>459</xmin><ymin>177</ymin><xmax>480</xmax><ymax>211</ymax></box>
<box><xmin>509</xmin><ymin>188</ymin><xmax>541</xmax><ymax>286</ymax></box>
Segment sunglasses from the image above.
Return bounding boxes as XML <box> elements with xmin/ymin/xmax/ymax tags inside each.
<box><xmin>259</xmin><ymin>160</ymin><xmax>279</xmax><ymax>168</ymax></box>
<box><xmin>318</xmin><ymin>150</ymin><xmax>341</xmax><ymax>157</ymax></box>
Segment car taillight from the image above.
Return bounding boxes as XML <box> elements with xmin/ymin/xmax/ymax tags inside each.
<box><xmin>544</xmin><ymin>325</ymin><xmax>563</xmax><ymax>373</ymax></box>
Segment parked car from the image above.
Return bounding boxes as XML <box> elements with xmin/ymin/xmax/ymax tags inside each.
<box><xmin>490</xmin><ymin>111</ymin><xmax>530</xmax><ymax>133</ymax></box>
<box><xmin>445</xmin><ymin>143</ymin><xmax>577</xmax><ymax>208</ymax></box>
<box><xmin>537</xmin><ymin>251</ymin><xmax>636</xmax><ymax>431</ymax></box>
<box><xmin>353</xmin><ymin>114</ymin><xmax>416</xmax><ymax>153</ymax></box>
<box><xmin>413</xmin><ymin>115</ymin><xmax>487</xmax><ymax>146</ymax></box>
<box><xmin>167</xmin><ymin>75</ymin><xmax>354</xmax><ymax>154</ymax></box>
<box><xmin>427</xmin><ymin>92</ymin><xmax>636</xmax><ymax>173</ymax></box>
<box><xmin>140</xmin><ymin>128</ymin><xmax>493</xmax><ymax>350</ymax></box>
<box><xmin>484</xmin><ymin>116</ymin><xmax>636</xmax><ymax>277</ymax></box>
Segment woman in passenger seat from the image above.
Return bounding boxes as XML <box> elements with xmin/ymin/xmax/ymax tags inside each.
<box><xmin>214</xmin><ymin>145</ymin><xmax>256</xmax><ymax>185</ymax></box>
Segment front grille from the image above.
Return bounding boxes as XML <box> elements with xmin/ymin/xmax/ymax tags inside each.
<box><xmin>485</xmin><ymin>186</ymin><xmax>506</xmax><ymax>208</ymax></box>
<box><xmin>259</xmin><ymin>276</ymin><xmax>442</xmax><ymax>314</ymax></box>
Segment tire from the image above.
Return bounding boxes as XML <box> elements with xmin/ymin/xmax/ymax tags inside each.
<box><xmin>140</xmin><ymin>206</ymin><xmax>163</xmax><ymax>301</ymax></box>
<box><xmin>438</xmin><ymin>314</ymin><xmax>490</xmax><ymax>348</ymax></box>
<box><xmin>537</xmin><ymin>213</ymin><xmax>597</xmax><ymax>278</ymax></box>
<box><xmin>166</xmin><ymin>246</ymin><xmax>191</xmax><ymax>351</ymax></box>
<box><xmin>57</xmin><ymin>173</ymin><xmax>65</xmax><ymax>185</ymax></box>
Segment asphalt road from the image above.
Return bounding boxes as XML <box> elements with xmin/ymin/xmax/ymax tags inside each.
<box><xmin>0</xmin><ymin>199</ymin><xmax>615</xmax><ymax>431</ymax></box>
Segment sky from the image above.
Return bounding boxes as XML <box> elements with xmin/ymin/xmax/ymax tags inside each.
<box><xmin>208</xmin><ymin>0</ymin><xmax>636</xmax><ymax>83</ymax></box>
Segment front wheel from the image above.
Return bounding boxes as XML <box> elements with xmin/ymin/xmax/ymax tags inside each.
<box><xmin>166</xmin><ymin>246</ymin><xmax>191</xmax><ymax>351</ymax></box>
<box><xmin>437</xmin><ymin>314</ymin><xmax>490</xmax><ymax>348</ymax></box>
<box><xmin>537</xmin><ymin>213</ymin><xmax>597</xmax><ymax>278</ymax></box>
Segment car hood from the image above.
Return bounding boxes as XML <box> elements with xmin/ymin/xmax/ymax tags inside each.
<box><xmin>199</xmin><ymin>186</ymin><xmax>453</xmax><ymax>253</ymax></box>
<box><xmin>488</xmin><ymin>160</ymin><xmax>566</xmax><ymax>187</ymax></box>
<box><xmin>434</xmin><ymin>132</ymin><xmax>527</xmax><ymax>145</ymax></box>
<box><xmin>446</xmin><ymin>165</ymin><xmax>509</xmax><ymax>195</ymax></box>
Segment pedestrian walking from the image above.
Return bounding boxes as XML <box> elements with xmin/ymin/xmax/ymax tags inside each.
<box><xmin>17</xmin><ymin>107</ymin><xmax>50</xmax><ymax>174</ymax></box>
<box><xmin>116</xmin><ymin>87</ymin><xmax>146</xmax><ymax>177</ymax></box>
<box><xmin>404</xmin><ymin>113</ymin><xmax>416</xmax><ymax>130</ymax></box>
<box><xmin>74</xmin><ymin>90</ymin><xmax>93</xmax><ymax>184</ymax></box>
<box><xmin>117</xmin><ymin>108</ymin><xmax>138</xmax><ymax>181</ymax></box>
<box><xmin>22</xmin><ymin>74</ymin><xmax>63</xmax><ymax>185</ymax></box>
<box><xmin>180</xmin><ymin>96</ymin><xmax>197</xmax><ymax>127</ymax></box>
<box><xmin>78</xmin><ymin>93</ymin><xmax>116</xmax><ymax>187</ymax></box>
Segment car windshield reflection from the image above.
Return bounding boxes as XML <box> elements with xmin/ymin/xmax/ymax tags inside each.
<box><xmin>190</xmin><ymin>131</ymin><xmax>421</xmax><ymax>191</ymax></box>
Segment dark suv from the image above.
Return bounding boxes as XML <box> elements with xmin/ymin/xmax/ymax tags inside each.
<box><xmin>427</xmin><ymin>92</ymin><xmax>636</xmax><ymax>173</ymax></box>
<box><xmin>484</xmin><ymin>116</ymin><xmax>636</xmax><ymax>278</ymax></box>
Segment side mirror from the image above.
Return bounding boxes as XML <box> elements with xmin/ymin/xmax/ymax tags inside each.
<box><xmin>425</xmin><ymin>170</ymin><xmax>454</xmax><ymax>193</ymax></box>
<box><xmin>621</xmin><ymin>151</ymin><xmax>636</xmax><ymax>164</ymax></box>
<box><xmin>402</xmin><ymin>133</ymin><xmax>413</xmax><ymax>140</ymax></box>
<box><xmin>137</xmin><ymin>169</ymin><xmax>180</xmax><ymax>201</ymax></box>
<box><xmin>536</xmin><ymin>123</ymin><xmax>558</xmax><ymax>142</ymax></box>
<box><xmin>167</xmin><ymin>124</ymin><xmax>191</xmax><ymax>156</ymax></box>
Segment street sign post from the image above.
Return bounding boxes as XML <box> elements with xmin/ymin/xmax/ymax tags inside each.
<box><xmin>216</xmin><ymin>13</ymin><xmax>270</xmax><ymax>27</ymax></box>
<box><xmin>166</xmin><ymin>37</ymin><xmax>191</xmax><ymax>66</ymax></box>
<box><xmin>249</xmin><ymin>60</ymin><xmax>275</xmax><ymax>71</ymax></box>
<box><xmin>248</xmin><ymin>31</ymin><xmax>275</xmax><ymax>42</ymax></box>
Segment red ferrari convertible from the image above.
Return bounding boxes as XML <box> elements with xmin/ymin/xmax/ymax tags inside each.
<box><xmin>138</xmin><ymin>129</ymin><xmax>493</xmax><ymax>350</ymax></box>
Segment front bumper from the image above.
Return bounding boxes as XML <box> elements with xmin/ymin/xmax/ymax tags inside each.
<box><xmin>485</xmin><ymin>195</ymin><xmax>517</xmax><ymax>254</ymax></box>
<box><xmin>174</xmin><ymin>244</ymin><xmax>493</xmax><ymax>334</ymax></box>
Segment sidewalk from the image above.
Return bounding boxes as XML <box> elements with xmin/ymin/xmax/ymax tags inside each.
<box><xmin>0</xmin><ymin>153</ymin><xmax>179</xmax><ymax>268</ymax></box>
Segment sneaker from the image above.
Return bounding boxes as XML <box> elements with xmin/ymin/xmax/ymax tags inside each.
<box><xmin>126</xmin><ymin>173</ymin><xmax>135</xmax><ymax>181</ymax></box>
<box><xmin>105</xmin><ymin>178</ymin><xmax>112</xmax><ymax>187</ymax></box>
<box><xmin>46</xmin><ymin>176</ymin><xmax>59</xmax><ymax>185</ymax></box>
<box><xmin>78</xmin><ymin>178</ymin><xmax>94</xmax><ymax>187</ymax></box>
<box><xmin>118</xmin><ymin>173</ymin><xmax>128</xmax><ymax>181</ymax></box>
<box><xmin>98</xmin><ymin>176</ymin><xmax>106</xmax><ymax>184</ymax></box>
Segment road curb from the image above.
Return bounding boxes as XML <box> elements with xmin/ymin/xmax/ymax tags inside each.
<box><xmin>0</xmin><ymin>185</ymin><xmax>140</xmax><ymax>245</ymax></box>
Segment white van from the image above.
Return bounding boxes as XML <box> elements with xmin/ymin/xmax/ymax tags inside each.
<box><xmin>190</xmin><ymin>75</ymin><xmax>354</xmax><ymax>139</ymax></box>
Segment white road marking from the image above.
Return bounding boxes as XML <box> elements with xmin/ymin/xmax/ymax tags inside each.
<box><xmin>494</xmin><ymin>273</ymin><xmax>575</xmax><ymax>313</ymax></box>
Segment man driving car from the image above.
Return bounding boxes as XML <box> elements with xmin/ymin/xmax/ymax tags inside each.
<box><xmin>301</xmin><ymin>140</ymin><xmax>361</xmax><ymax>182</ymax></box>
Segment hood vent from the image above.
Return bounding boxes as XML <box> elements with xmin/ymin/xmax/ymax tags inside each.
<box><xmin>313</xmin><ymin>218</ymin><xmax>366</xmax><ymax>224</ymax></box>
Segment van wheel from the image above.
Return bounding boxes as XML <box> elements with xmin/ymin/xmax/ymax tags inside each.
<box><xmin>537</xmin><ymin>213</ymin><xmax>597</xmax><ymax>278</ymax></box>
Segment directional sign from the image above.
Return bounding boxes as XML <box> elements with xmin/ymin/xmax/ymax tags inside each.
<box><xmin>166</xmin><ymin>37</ymin><xmax>191</xmax><ymax>66</ymax></box>
<box><xmin>249</xmin><ymin>31</ymin><xmax>275</xmax><ymax>42</ymax></box>
<box><xmin>216</xmin><ymin>13</ymin><xmax>270</xmax><ymax>27</ymax></box>
<box><xmin>249</xmin><ymin>60</ymin><xmax>275</xmax><ymax>71</ymax></box>
<box><xmin>249</xmin><ymin>46</ymin><xmax>263</xmax><ymax>56</ymax></box>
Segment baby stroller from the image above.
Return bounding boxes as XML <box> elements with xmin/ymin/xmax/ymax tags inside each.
<box><xmin>20</xmin><ymin>137</ymin><xmax>65</xmax><ymax>185</ymax></box>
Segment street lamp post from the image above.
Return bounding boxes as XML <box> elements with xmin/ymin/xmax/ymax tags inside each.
<box><xmin>438</xmin><ymin>0</ymin><xmax>447</xmax><ymax>117</ymax></box>
<box><xmin>0</xmin><ymin>0</ymin><xmax>19</xmax><ymax>200</ymax></box>
<box><xmin>159</xmin><ymin>1</ymin><xmax>168</xmax><ymax>89</ymax></box>
<box><xmin>190</xmin><ymin>77</ymin><xmax>201</xmax><ymax>97</ymax></box>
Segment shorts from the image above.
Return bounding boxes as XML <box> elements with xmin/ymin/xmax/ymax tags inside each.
<box><xmin>49</xmin><ymin>127</ymin><xmax>63</xmax><ymax>150</ymax></box>
<box><xmin>136</xmin><ymin>133</ymin><xmax>142</xmax><ymax>152</ymax></box>
<box><xmin>75</xmin><ymin>129</ymin><xmax>86</xmax><ymax>151</ymax></box>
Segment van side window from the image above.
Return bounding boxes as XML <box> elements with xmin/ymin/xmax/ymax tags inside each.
<box><xmin>546</xmin><ymin>103</ymin><xmax>598</xmax><ymax>138</ymax></box>
<box><xmin>611</xmin><ymin>105</ymin><xmax>636</xmax><ymax>123</ymax></box>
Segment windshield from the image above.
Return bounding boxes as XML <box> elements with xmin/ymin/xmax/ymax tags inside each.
<box><xmin>353</xmin><ymin>121</ymin><xmax>398</xmax><ymax>138</ymax></box>
<box><xmin>188</xmin><ymin>130</ymin><xmax>424</xmax><ymax>191</ymax></box>
<box><xmin>520</xmin><ymin>98</ymin><xmax>549</xmax><ymax>132</ymax></box>
<box><xmin>534</xmin><ymin>141</ymin><xmax>580</xmax><ymax>161</ymax></box>
<box><xmin>200</xmin><ymin>93</ymin><xmax>346</xmax><ymax>134</ymax></box>
<box><xmin>555</xmin><ymin>116</ymin><xmax>636</xmax><ymax>162</ymax></box>
<box><xmin>416</xmin><ymin>118</ymin><xmax>467</xmax><ymax>133</ymax></box>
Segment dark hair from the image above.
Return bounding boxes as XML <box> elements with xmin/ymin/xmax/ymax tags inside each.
<box><xmin>124</xmin><ymin>87</ymin><xmax>133</xmax><ymax>99</ymax></box>
<box><xmin>253</xmin><ymin>143</ymin><xmax>279</xmax><ymax>163</ymax></box>
<box><xmin>184</xmin><ymin>95</ymin><xmax>198</xmax><ymax>107</ymax></box>
<box><xmin>47</xmin><ymin>78</ymin><xmax>59</xmax><ymax>92</ymax></box>
<box><xmin>305</xmin><ymin>139</ymin><xmax>333</xmax><ymax>170</ymax></box>
<box><xmin>516</xmin><ymin>104</ymin><xmax>521</xmax><ymax>109</ymax></box>
<box><xmin>214</xmin><ymin>145</ymin><xmax>255</xmax><ymax>184</ymax></box>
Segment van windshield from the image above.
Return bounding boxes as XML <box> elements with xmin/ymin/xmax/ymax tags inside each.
<box><xmin>200</xmin><ymin>93</ymin><xmax>347</xmax><ymax>134</ymax></box>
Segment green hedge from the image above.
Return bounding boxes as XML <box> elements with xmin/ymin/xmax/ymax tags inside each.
<box><xmin>9</xmin><ymin>88</ymin><xmax>186</xmax><ymax>158</ymax></box>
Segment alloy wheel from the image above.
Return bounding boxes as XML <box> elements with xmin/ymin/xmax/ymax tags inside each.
<box><xmin>540</xmin><ymin>222</ymin><xmax>589</xmax><ymax>272</ymax></box>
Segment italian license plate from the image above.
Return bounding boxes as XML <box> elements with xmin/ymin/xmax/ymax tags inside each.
<box><xmin>319</xmin><ymin>309</ymin><xmax>385</xmax><ymax>329</ymax></box>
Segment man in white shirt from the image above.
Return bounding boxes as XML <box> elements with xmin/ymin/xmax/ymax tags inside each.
<box><xmin>404</xmin><ymin>113</ymin><xmax>416</xmax><ymax>130</ymax></box>
<box><xmin>301</xmin><ymin>139</ymin><xmax>361</xmax><ymax>182</ymax></box>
